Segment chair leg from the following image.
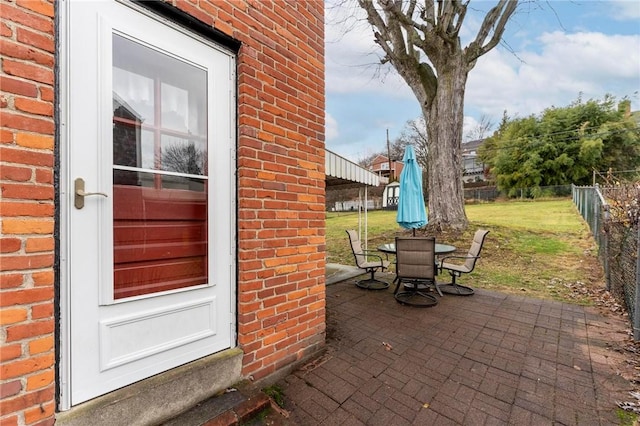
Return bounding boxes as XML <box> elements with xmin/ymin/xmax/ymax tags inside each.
<box><xmin>438</xmin><ymin>270</ymin><xmax>475</xmax><ymax>296</ymax></box>
<box><xmin>394</xmin><ymin>278</ymin><xmax>438</xmax><ymax>307</ymax></box>
<box><xmin>393</xmin><ymin>277</ymin><xmax>402</xmax><ymax>295</ymax></box>
<box><xmin>355</xmin><ymin>269</ymin><xmax>390</xmax><ymax>290</ymax></box>
<box><xmin>434</xmin><ymin>281</ymin><xmax>444</xmax><ymax>297</ymax></box>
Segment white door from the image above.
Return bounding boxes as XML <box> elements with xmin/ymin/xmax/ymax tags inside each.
<box><xmin>64</xmin><ymin>0</ymin><xmax>235</xmax><ymax>405</ymax></box>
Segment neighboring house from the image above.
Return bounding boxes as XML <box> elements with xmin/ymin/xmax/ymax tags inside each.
<box><xmin>461</xmin><ymin>139</ymin><xmax>486</xmax><ymax>183</ymax></box>
<box><xmin>370</xmin><ymin>154</ymin><xmax>402</xmax><ymax>182</ymax></box>
<box><xmin>0</xmin><ymin>1</ymin><xmax>327</xmax><ymax>425</ymax></box>
<box><xmin>382</xmin><ymin>181</ymin><xmax>400</xmax><ymax>209</ymax></box>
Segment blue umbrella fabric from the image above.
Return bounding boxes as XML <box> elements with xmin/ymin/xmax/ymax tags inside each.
<box><xmin>396</xmin><ymin>145</ymin><xmax>427</xmax><ymax>233</ymax></box>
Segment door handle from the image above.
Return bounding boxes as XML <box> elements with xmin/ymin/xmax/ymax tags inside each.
<box><xmin>74</xmin><ymin>178</ymin><xmax>107</xmax><ymax>209</ymax></box>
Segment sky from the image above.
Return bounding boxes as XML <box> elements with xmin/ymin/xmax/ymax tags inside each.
<box><xmin>324</xmin><ymin>0</ymin><xmax>640</xmax><ymax>162</ymax></box>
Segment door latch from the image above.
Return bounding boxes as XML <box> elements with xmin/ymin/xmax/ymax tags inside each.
<box><xmin>74</xmin><ymin>178</ymin><xmax>107</xmax><ymax>209</ymax></box>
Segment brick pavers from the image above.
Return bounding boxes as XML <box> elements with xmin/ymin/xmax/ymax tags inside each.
<box><xmin>276</xmin><ymin>277</ymin><xmax>635</xmax><ymax>425</ymax></box>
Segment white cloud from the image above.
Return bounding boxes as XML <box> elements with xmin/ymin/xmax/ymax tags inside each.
<box><xmin>324</xmin><ymin>0</ymin><xmax>414</xmax><ymax>99</ymax></box>
<box><xmin>463</xmin><ymin>116</ymin><xmax>480</xmax><ymax>141</ymax></box>
<box><xmin>467</xmin><ymin>30</ymin><xmax>640</xmax><ymax>121</ymax></box>
<box><xmin>609</xmin><ymin>0</ymin><xmax>640</xmax><ymax>20</ymax></box>
<box><xmin>326</xmin><ymin>112</ymin><xmax>338</xmax><ymax>141</ymax></box>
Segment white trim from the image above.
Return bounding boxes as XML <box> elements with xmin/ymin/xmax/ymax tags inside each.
<box><xmin>58</xmin><ymin>0</ymin><xmax>72</xmax><ymax>410</ymax></box>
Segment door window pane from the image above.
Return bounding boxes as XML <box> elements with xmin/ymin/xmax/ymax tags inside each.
<box><xmin>112</xmin><ymin>34</ymin><xmax>209</xmax><ymax>299</ymax></box>
<box><xmin>112</xmin><ymin>170</ymin><xmax>207</xmax><ymax>299</ymax></box>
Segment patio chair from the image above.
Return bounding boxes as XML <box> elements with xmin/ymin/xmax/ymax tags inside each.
<box><xmin>394</xmin><ymin>236</ymin><xmax>438</xmax><ymax>307</ymax></box>
<box><xmin>438</xmin><ymin>229</ymin><xmax>490</xmax><ymax>296</ymax></box>
<box><xmin>346</xmin><ymin>229</ymin><xmax>390</xmax><ymax>290</ymax></box>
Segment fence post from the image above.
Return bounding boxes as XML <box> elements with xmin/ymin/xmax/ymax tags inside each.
<box><xmin>603</xmin><ymin>204</ymin><xmax>610</xmax><ymax>291</ymax></box>
<box><xmin>635</xmin><ymin>226</ymin><xmax>640</xmax><ymax>340</ymax></box>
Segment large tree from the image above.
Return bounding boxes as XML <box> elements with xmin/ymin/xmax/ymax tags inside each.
<box><xmin>357</xmin><ymin>0</ymin><xmax>517</xmax><ymax>230</ymax></box>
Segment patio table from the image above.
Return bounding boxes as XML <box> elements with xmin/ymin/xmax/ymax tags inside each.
<box><xmin>377</xmin><ymin>243</ymin><xmax>456</xmax><ymax>256</ymax></box>
<box><xmin>378</xmin><ymin>243</ymin><xmax>457</xmax><ymax>298</ymax></box>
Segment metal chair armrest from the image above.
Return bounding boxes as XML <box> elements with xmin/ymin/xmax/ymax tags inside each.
<box><xmin>361</xmin><ymin>250</ymin><xmax>385</xmax><ymax>263</ymax></box>
<box><xmin>439</xmin><ymin>254</ymin><xmax>479</xmax><ymax>263</ymax></box>
<box><xmin>438</xmin><ymin>255</ymin><xmax>479</xmax><ymax>273</ymax></box>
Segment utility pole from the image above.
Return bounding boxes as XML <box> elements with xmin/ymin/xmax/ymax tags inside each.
<box><xmin>386</xmin><ymin>129</ymin><xmax>392</xmax><ymax>181</ymax></box>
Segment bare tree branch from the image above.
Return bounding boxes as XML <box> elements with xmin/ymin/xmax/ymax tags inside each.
<box><xmin>465</xmin><ymin>0</ymin><xmax>518</xmax><ymax>63</ymax></box>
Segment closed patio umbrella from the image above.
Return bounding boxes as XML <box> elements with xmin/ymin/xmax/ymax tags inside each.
<box><xmin>396</xmin><ymin>145</ymin><xmax>427</xmax><ymax>236</ymax></box>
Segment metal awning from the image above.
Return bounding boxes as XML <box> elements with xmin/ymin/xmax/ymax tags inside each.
<box><xmin>325</xmin><ymin>149</ymin><xmax>380</xmax><ymax>188</ymax></box>
<box><xmin>325</xmin><ymin>149</ymin><xmax>380</xmax><ymax>251</ymax></box>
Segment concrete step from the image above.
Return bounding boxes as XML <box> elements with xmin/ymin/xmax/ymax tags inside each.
<box><xmin>160</xmin><ymin>388</ymin><xmax>271</xmax><ymax>426</ymax></box>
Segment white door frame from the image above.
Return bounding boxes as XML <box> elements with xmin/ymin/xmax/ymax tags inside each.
<box><xmin>57</xmin><ymin>0</ymin><xmax>237</xmax><ymax>410</ymax></box>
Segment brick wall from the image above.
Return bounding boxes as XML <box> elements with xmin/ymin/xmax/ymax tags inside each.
<box><xmin>1</xmin><ymin>0</ymin><xmax>325</xmax><ymax>423</ymax></box>
<box><xmin>1</xmin><ymin>0</ymin><xmax>57</xmax><ymax>425</ymax></box>
<box><xmin>182</xmin><ymin>0</ymin><xmax>327</xmax><ymax>381</ymax></box>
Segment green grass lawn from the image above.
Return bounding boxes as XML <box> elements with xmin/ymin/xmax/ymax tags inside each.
<box><xmin>327</xmin><ymin>198</ymin><xmax>604</xmax><ymax>304</ymax></box>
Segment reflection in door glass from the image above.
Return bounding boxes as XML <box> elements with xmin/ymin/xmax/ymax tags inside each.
<box><xmin>112</xmin><ymin>33</ymin><xmax>209</xmax><ymax>299</ymax></box>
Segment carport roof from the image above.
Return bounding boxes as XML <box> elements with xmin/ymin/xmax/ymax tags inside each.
<box><xmin>325</xmin><ymin>149</ymin><xmax>380</xmax><ymax>189</ymax></box>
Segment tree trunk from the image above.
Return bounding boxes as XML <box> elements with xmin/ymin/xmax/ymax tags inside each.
<box><xmin>424</xmin><ymin>60</ymin><xmax>469</xmax><ymax>231</ymax></box>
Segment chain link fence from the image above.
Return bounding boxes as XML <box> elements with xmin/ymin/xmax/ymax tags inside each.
<box><xmin>464</xmin><ymin>184</ymin><xmax>572</xmax><ymax>202</ymax></box>
<box><xmin>573</xmin><ymin>184</ymin><xmax>640</xmax><ymax>339</ymax></box>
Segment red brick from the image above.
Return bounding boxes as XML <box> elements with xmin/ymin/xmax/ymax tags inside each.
<box><xmin>0</xmin><ymin>22</ymin><xmax>12</xmax><ymax>37</ymax></box>
<box><xmin>0</xmin><ymin>287</ymin><xmax>53</xmax><ymax>307</ymax></box>
<box><xmin>0</xmin><ymin>112</ymin><xmax>54</xmax><ymax>134</ymax></box>
<box><xmin>0</xmin><ymin>307</ymin><xmax>29</xmax><ymax>326</ymax></box>
<box><xmin>31</xmin><ymin>303</ymin><xmax>53</xmax><ymax>320</ymax></box>
<box><xmin>0</xmin><ymin>274</ymin><xmax>24</xmax><ymax>289</ymax></box>
<box><xmin>0</xmin><ymin>201</ymin><xmax>54</xmax><ymax>217</ymax></box>
<box><xmin>16</xmin><ymin>27</ymin><xmax>54</xmax><ymax>53</ymax></box>
<box><xmin>26</xmin><ymin>369</ymin><xmax>54</xmax><ymax>391</ymax></box>
<box><xmin>0</xmin><ymin>145</ymin><xmax>54</xmax><ymax>164</ymax></box>
<box><xmin>6</xmin><ymin>320</ymin><xmax>54</xmax><ymax>342</ymax></box>
<box><xmin>25</xmin><ymin>237</ymin><xmax>53</xmax><ymax>253</ymax></box>
<box><xmin>0</xmin><ymin>39</ymin><xmax>54</xmax><ymax>67</ymax></box>
<box><xmin>14</xmin><ymin>97</ymin><xmax>53</xmax><ymax>116</ymax></box>
<box><xmin>2</xmin><ymin>217</ymin><xmax>54</xmax><ymax>234</ymax></box>
<box><xmin>0</xmin><ymin>238</ymin><xmax>22</xmax><ymax>253</ymax></box>
<box><xmin>0</xmin><ymin>344</ymin><xmax>22</xmax><ymax>362</ymax></box>
<box><xmin>35</xmin><ymin>168</ymin><xmax>52</xmax><ymax>183</ymax></box>
<box><xmin>0</xmin><ymin>75</ymin><xmax>39</xmax><ymax>97</ymax></box>
<box><xmin>0</xmin><ymin>381</ymin><xmax>22</xmax><ymax>399</ymax></box>
<box><xmin>0</xmin><ymin>165</ymin><xmax>32</xmax><ymax>182</ymax></box>
<box><xmin>2</xmin><ymin>59</ymin><xmax>53</xmax><ymax>85</ymax></box>
<box><xmin>16</xmin><ymin>0</ymin><xmax>55</xmax><ymax>18</ymax></box>
<box><xmin>16</xmin><ymin>133</ymin><xmax>53</xmax><ymax>149</ymax></box>
<box><xmin>0</xmin><ymin>254</ymin><xmax>53</xmax><ymax>271</ymax></box>
<box><xmin>39</xmin><ymin>86</ymin><xmax>53</xmax><ymax>102</ymax></box>
<box><xmin>0</xmin><ymin>129</ymin><xmax>13</xmax><ymax>144</ymax></box>
<box><xmin>1</xmin><ymin>184</ymin><xmax>54</xmax><ymax>201</ymax></box>
<box><xmin>32</xmin><ymin>271</ymin><xmax>53</xmax><ymax>286</ymax></box>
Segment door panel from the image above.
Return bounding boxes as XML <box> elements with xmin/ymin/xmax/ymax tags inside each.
<box><xmin>66</xmin><ymin>0</ymin><xmax>234</xmax><ymax>405</ymax></box>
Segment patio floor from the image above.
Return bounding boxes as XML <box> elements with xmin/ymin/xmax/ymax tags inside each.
<box><xmin>273</xmin><ymin>272</ymin><xmax>636</xmax><ymax>425</ymax></box>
